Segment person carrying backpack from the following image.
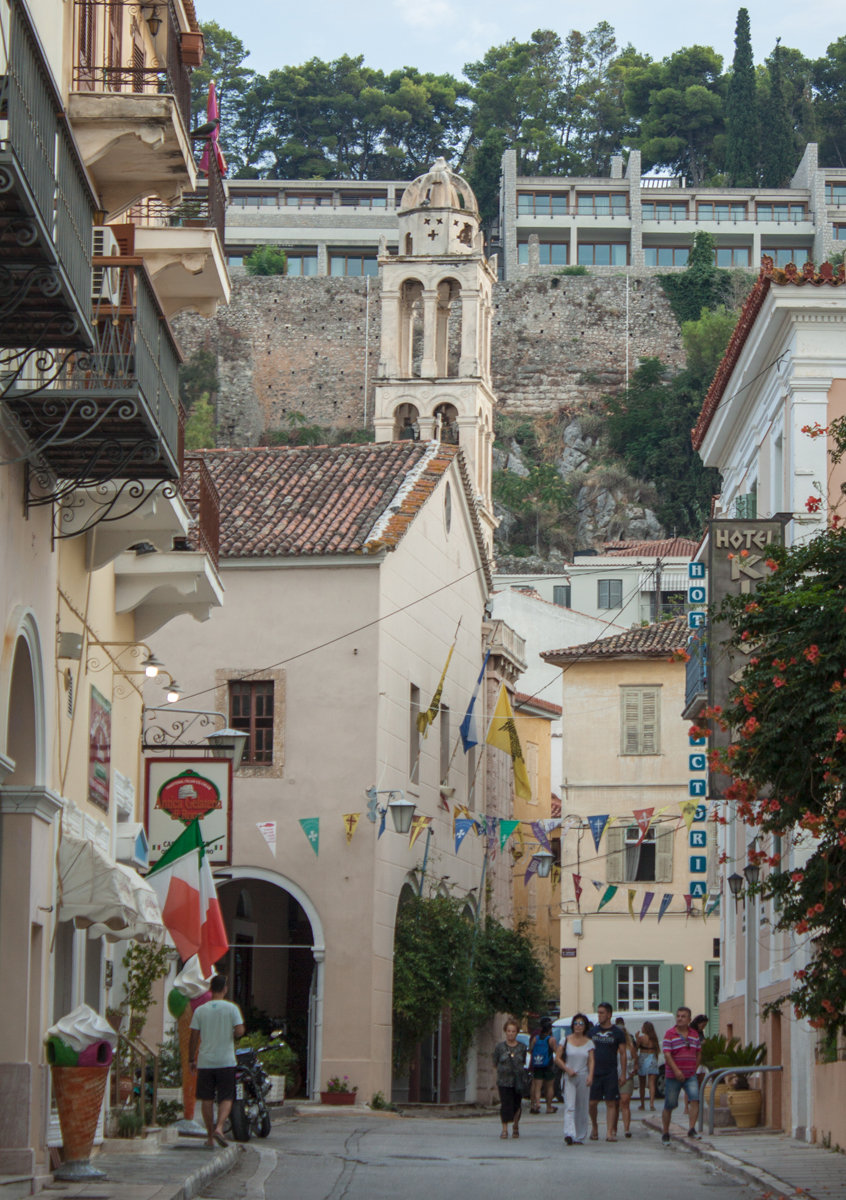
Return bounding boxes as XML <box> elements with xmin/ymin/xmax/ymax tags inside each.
<box><xmin>528</xmin><ymin>1016</ymin><xmax>558</xmax><ymax>1114</ymax></box>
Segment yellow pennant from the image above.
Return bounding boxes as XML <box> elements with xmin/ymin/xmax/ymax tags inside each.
<box><xmin>343</xmin><ymin>813</ymin><xmax>361</xmax><ymax>844</ymax></box>
<box><xmin>628</xmin><ymin>888</ymin><xmax>637</xmax><ymax>921</ymax></box>
<box><xmin>409</xmin><ymin>814</ymin><xmax>432</xmax><ymax>849</ymax></box>
<box><xmin>551</xmin><ymin>866</ymin><xmax>562</xmax><ymax>892</ymax></box>
<box><xmin>485</xmin><ymin>686</ymin><xmax>532</xmax><ymax>800</ymax></box>
<box><xmin>679</xmin><ymin>800</ymin><xmax>698</xmax><ymax>832</ymax></box>
<box><xmin>417</xmin><ymin>644</ymin><xmax>455</xmax><ymax>737</ymax></box>
<box><xmin>512</xmin><ymin>823</ymin><xmax>526</xmax><ymax>861</ymax></box>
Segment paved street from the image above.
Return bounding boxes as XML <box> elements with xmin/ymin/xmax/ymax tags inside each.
<box><xmin>202</xmin><ymin>1112</ymin><xmax>756</xmax><ymax>1200</ymax></box>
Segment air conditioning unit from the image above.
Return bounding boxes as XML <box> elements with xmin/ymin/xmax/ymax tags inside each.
<box><xmin>92</xmin><ymin>225</ymin><xmax>121</xmax><ymax>307</ymax></box>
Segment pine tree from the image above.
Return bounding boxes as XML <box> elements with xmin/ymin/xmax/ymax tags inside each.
<box><xmin>725</xmin><ymin>9</ymin><xmax>758</xmax><ymax>185</ymax></box>
<box><xmin>760</xmin><ymin>39</ymin><xmax>796</xmax><ymax>187</ymax></box>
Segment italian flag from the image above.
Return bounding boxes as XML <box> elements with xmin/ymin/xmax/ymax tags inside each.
<box><xmin>146</xmin><ymin>820</ymin><xmax>228</xmax><ymax>974</ymax></box>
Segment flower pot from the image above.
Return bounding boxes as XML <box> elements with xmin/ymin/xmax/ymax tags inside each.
<box><xmin>180</xmin><ymin>32</ymin><xmax>205</xmax><ymax>67</ymax></box>
<box><xmin>320</xmin><ymin>1091</ymin><xmax>356</xmax><ymax>1106</ymax></box>
<box><xmin>703</xmin><ymin>1082</ymin><xmax>730</xmax><ymax>1107</ymax></box>
<box><xmin>51</xmin><ymin>1066</ymin><xmax>109</xmax><ymax>1181</ymax></box>
<box><xmin>727</xmin><ymin>1088</ymin><xmax>762</xmax><ymax>1129</ymax></box>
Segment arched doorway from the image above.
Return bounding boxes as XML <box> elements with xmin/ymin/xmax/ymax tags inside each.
<box><xmin>215</xmin><ymin>871</ymin><xmax>324</xmax><ymax>1098</ymax></box>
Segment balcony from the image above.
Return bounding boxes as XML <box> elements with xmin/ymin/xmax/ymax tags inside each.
<box><xmin>179</xmin><ymin>455</ymin><xmax>220</xmax><ymax>570</ymax></box>
<box><xmin>683</xmin><ymin>630</ymin><xmax>708</xmax><ymax>719</ymax></box>
<box><xmin>4</xmin><ymin>260</ymin><xmax>183</xmax><ymax>493</ymax></box>
<box><xmin>67</xmin><ymin>0</ymin><xmax>196</xmax><ymax>220</ymax></box>
<box><xmin>0</xmin><ymin>0</ymin><xmax>96</xmax><ymax>348</ymax></box>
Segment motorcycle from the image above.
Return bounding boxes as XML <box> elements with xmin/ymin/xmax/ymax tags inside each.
<box><xmin>228</xmin><ymin>1032</ymin><xmax>281</xmax><ymax>1142</ymax></box>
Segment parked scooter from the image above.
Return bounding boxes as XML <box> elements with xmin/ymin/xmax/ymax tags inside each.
<box><xmin>228</xmin><ymin>1032</ymin><xmax>281</xmax><ymax>1142</ymax></box>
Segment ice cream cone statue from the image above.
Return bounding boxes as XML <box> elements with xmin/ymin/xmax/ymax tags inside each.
<box><xmin>167</xmin><ymin>957</ymin><xmax>213</xmax><ymax>1134</ymax></box>
<box><xmin>44</xmin><ymin>1005</ymin><xmax>116</xmax><ymax>1180</ymax></box>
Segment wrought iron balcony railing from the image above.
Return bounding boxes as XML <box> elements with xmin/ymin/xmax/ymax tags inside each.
<box><xmin>128</xmin><ymin>149</ymin><xmax>226</xmax><ymax>247</ymax></box>
<box><xmin>179</xmin><ymin>455</ymin><xmax>220</xmax><ymax>570</ymax></box>
<box><xmin>684</xmin><ymin>629</ymin><xmax>708</xmax><ymax>718</ymax></box>
<box><xmin>0</xmin><ymin>0</ymin><xmax>96</xmax><ymax>348</ymax></box>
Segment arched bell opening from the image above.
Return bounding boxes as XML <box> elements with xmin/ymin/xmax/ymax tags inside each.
<box><xmin>393</xmin><ymin>403</ymin><xmax>420</xmax><ymax>442</ymax></box>
<box><xmin>435</xmin><ymin>278</ymin><xmax>461</xmax><ymax>377</ymax></box>
<box><xmin>399</xmin><ymin>279</ymin><xmax>424</xmax><ymax>378</ymax></box>
<box><xmin>434</xmin><ymin>402</ymin><xmax>459</xmax><ymax>446</ymax></box>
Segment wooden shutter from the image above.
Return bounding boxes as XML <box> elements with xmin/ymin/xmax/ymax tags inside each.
<box><xmin>606</xmin><ymin>822</ymin><xmax>625</xmax><ymax>883</ymax></box>
<box><xmin>621</xmin><ymin>687</ymin><xmax>660</xmax><ymax>755</ymax></box>
<box><xmin>707</xmin><ymin>819</ymin><xmax>719</xmax><ymax>892</ymax></box>
<box><xmin>659</xmin><ymin>964</ymin><xmax>685</xmax><ymax>1013</ymax></box>
<box><xmin>654</xmin><ymin>823</ymin><xmax>674</xmax><ymax>882</ymax></box>
<box><xmin>621</xmin><ymin>689</ymin><xmax>642</xmax><ymax>755</ymax></box>
<box><xmin>641</xmin><ymin>688</ymin><xmax>660</xmax><ymax>754</ymax></box>
<box><xmin>593</xmin><ymin>964</ymin><xmax>615</xmax><ymax>1010</ymax></box>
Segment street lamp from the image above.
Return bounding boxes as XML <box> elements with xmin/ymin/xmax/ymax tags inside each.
<box><xmin>166</xmin><ymin>681</ymin><xmax>181</xmax><ymax>703</ymax></box>
<box><xmin>534</xmin><ymin>849</ymin><xmax>554</xmax><ymax>878</ymax></box>
<box><xmin>728</xmin><ymin>873</ymin><xmax>744</xmax><ymax>904</ymax></box>
<box><xmin>743</xmin><ymin>861</ymin><xmax>761</xmax><ymax>889</ymax></box>
<box><xmin>206</xmin><ymin>727</ymin><xmax>249</xmax><ymax>772</ymax></box>
<box><xmin>387</xmin><ymin>794</ymin><xmax>416</xmax><ymax>834</ymax></box>
<box><xmin>143</xmin><ymin>653</ymin><xmax>164</xmax><ymax>678</ymax></box>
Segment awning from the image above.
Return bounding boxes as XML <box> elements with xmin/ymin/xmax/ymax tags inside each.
<box><xmin>87</xmin><ymin>865</ymin><xmax>165</xmax><ymax>945</ymax></box>
<box><xmin>58</xmin><ymin>833</ymin><xmax>163</xmax><ymax>943</ymax></box>
<box><xmin>638</xmin><ymin>571</ymin><xmax>690</xmax><ymax>593</ymax></box>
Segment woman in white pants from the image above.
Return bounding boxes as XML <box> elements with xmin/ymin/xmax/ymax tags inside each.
<box><xmin>555</xmin><ymin>1014</ymin><xmax>594</xmax><ymax>1145</ymax></box>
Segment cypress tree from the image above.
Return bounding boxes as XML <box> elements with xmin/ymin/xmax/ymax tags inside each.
<box><xmin>725</xmin><ymin>9</ymin><xmax>758</xmax><ymax>186</ymax></box>
<box><xmin>760</xmin><ymin>39</ymin><xmax>795</xmax><ymax>187</ymax></box>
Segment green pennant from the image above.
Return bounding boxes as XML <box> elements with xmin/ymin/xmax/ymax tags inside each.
<box><xmin>299</xmin><ymin>817</ymin><xmax>319</xmax><ymax>856</ymax></box>
<box><xmin>597</xmin><ymin>885</ymin><xmax>618</xmax><ymax>911</ymax></box>
<box><xmin>499</xmin><ymin>819</ymin><xmax>520</xmax><ymax>850</ymax></box>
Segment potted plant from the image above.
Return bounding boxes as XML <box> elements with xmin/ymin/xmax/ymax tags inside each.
<box><xmin>700</xmin><ymin>1034</ymin><xmax>738</xmax><ymax>1107</ymax></box>
<box><xmin>237</xmin><ymin>1033</ymin><xmax>300</xmax><ymax>1102</ymax></box>
<box><xmin>320</xmin><ymin>1076</ymin><xmax>358</xmax><ymax>1106</ymax></box>
<box><xmin>711</xmin><ymin>1040</ymin><xmax>767</xmax><ymax>1128</ymax></box>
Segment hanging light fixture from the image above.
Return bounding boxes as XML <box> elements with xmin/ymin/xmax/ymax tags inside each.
<box><xmin>143</xmin><ymin>653</ymin><xmax>164</xmax><ymax>678</ymax></box>
<box><xmin>534</xmin><ymin>849</ymin><xmax>554</xmax><ymax>878</ymax></box>
<box><xmin>205</xmin><ymin>727</ymin><xmax>249</xmax><ymax>772</ymax></box>
<box><xmin>145</xmin><ymin>5</ymin><xmax>162</xmax><ymax>36</ymax></box>
<box><xmin>727</xmin><ymin>872</ymin><xmax>744</xmax><ymax>902</ymax></box>
<box><xmin>388</xmin><ymin>794</ymin><xmax>416</xmax><ymax>834</ymax></box>
<box><xmin>166</xmin><ymin>681</ymin><xmax>181</xmax><ymax>703</ymax></box>
<box><xmin>743</xmin><ymin>861</ymin><xmax>761</xmax><ymax>888</ymax></box>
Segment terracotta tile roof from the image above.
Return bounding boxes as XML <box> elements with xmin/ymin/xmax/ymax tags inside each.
<box><xmin>551</xmin><ymin>795</ymin><xmax>561</xmax><ymax>819</ymax></box>
<box><xmin>692</xmin><ymin>257</ymin><xmax>846</xmax><ymax>452</ymax></box>
<box><xmin>514</xmin><ymin>691</ymin><xmax>562</xmax><ymax>717</ymax></box>
<box><xmin>182</xmin><ymin>443</ymin><xmax>491</xmax><ymax>583</ymax></box>
<box><xmin>541</xmin><ymin>615</ymin><xmax>688</xmax><ymax>664</ymax></box>
<box><xmin>182</xmin><ymin>0</ymin><xmax>201</xmax><ymax>31</ymax></box>
<box><xmin>601</xmin><ymin>538</ymin><xmax>699</xmax><ymax>558</ymax></box>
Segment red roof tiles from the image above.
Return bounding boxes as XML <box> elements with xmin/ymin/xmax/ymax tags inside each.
<box><xmin>514</xmin><ymin>691</ymin><xmax>562</xmax><ymax>716</ymax></box>
<box><xmin>601</xmin><ymin>538</ymin><xmax>699</xmax><ymax>558</ymax></box>
<box><xmin>541</xmin><ymin>615</ymin><xmax>688</xmax><ymax>664</ymax></box>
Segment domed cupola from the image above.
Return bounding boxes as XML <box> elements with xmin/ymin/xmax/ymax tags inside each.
<box><xmin>397</xmin><ymin>157</ymin><xmax>482</xmax><ymax>257</ymax></box>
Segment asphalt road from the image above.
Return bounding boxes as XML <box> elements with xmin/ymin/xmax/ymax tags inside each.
<box><xmin>203</xmin><ymin>1110</ymin><xmax>758</xmax><ymax>1200</ymax></box>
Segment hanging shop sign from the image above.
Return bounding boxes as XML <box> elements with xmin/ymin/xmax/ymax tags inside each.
<box><xmin>88</xmin><ymin>687</ymin><xmax>112</xmax><ymax>813</ymax></box>
<box><xmin>145</xmin><ymin>757</ymin><xmax>232</xmax><ymax>865</ymax></box>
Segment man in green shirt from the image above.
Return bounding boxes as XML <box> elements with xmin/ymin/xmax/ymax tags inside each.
<box><xmin>189</xmin><ymin>974</ymin><xmax>245</xmax><ymax>1147</ymax></box>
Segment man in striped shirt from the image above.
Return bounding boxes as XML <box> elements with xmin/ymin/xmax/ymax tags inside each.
<box><xmin>661</xmin><ymin>1006</ymin><xmax>702</xmax><ymax>1143</ymax></box>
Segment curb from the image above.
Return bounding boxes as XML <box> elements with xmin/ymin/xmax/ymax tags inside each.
<box><xmin>642</xmin><ymin>1119</ymin><xmax>797</xmax><ymax>1199</ymax></box>
<box><xmin>170</xmin><ymin>1143</ymin><xmax>244</xmax><ymax>1200</ymax></box>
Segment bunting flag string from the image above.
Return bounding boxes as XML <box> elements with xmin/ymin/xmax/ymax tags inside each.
<box><xmin>499</xmin><ymin>819</ymin><xmax>520</xmax><ymax>850</ymax></box>
<box><xmin>679</xmin><ymin>800</ymin><xmax>698</xmax><ymax>832</ymax></box>
<box><xmin>454</xmin><ymin>818</ymin><xmax>474</xmax><ymax>855</ymax></box>
<box><xmin>256</xmin><ymin>821</ymin><xmax>276</xmax><ymax>857</ymax></box>
<box><xmin>587</xmin><ymin>814</ymin><xmax>609</xmax><ymax>852</ymax></box>
<box><xmin>592</xmin><ymin>879</ymin><xmax>604</xmax><ymax>892</ymax></box>
<box><xmin>513</xmin><ymin>823</ymin><xmax>526</xmax><ymax>861</ymax></box>
<box><xmin>683</xmin><ymin>894</ymin><xmax>694</xmax><ymax>917</ymax></box>
<box><xmin>706</xmin><ymin>896</ymin><xmax>721</xmax><ymax>917</ymax></box>
<box><xmin>639</xmin><ymin>892</ymin><xmax>655</xmax><ymax>921</ymax></box>
<box><xmin>627</xmin><ymin>888</ymin><xmax>637</xmax><ymax>921</ymax></box>
<box><xmin>530</xmin><ymin>820</ymin><xmax>551</xmax><ymax>852</ymax></box>
<box><xmin>299</xmin><ymin>817</ymin><xmax>319</xmax><ymax>856</ymax></box>
<box><xmin>633</xmin><ymin>807</ymin><xmax>655</xmax><ymax>846</ymax></box>
<box><xmin>524</xmin><ymin>857</ymin><xmax>540</xmax><ymax>886</ymax></box>
<box><xmin>657</xmin><ymin>893</ymin><xmax>673</xmax><ymax>922</ymax></box>
<box><xmin>409</xmin><ymin>814</ymin><xmax>432</xmax><ymax>849</ymax></box>
<box><xmin>343</xmin><ymin>813</ymin><xmax>361</xmax><ymax>844</ymax></box>
<box><xmin>597</xmin><ymin>885</ymin><xmax>617</xmax><ymax>911</ymax></box>
<box><xmin>573</xmin><ymin>874</ymin><xmax>583</xmax><ymax>902</ymax></box>
<box><xmin>539</xmin><ymin>818</ymin><xmax>562</xmax><ymax>835</ymax></box>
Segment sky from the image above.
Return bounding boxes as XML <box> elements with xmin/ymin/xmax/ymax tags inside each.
<box><xmin>196</xmin><ymin>0</ymin><xmax>843</xmax><ymax>79</ymax></box>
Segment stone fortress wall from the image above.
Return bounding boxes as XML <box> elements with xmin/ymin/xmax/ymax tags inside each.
<box><xmin>173</xmin><ymin>274</ymin><xmax>684</xmax><ymax>446</ymax></box>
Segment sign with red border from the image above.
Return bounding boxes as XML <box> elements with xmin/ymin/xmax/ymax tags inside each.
<box><xmin>144</xmin><ymin>757</ymin><xmax>232</xmax><ymax>865</ymax></box>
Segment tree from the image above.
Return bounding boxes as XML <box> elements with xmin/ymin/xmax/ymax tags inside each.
<box><xmin>184</xmin><ymin>393</ymin><xmax>217</xmax><ymax>450</ymax></box>
<box><xmin>467</xmin><ymin>129</ymin><xmax>505</xmax><ymax>229</ymax></box>
<box><xmin>760</xmin><ymin>40</ymin><xmax>796</xmax><ymax>187</ymax></box>
<box><xmin>192</xmin><ymin>23</ymin><xmax>255</xmax><ymax>158</ymax></box>
<box><xmin>244</xmin><ymin>245</ymin><xmax>288</xmax><ymax>275</ymax></box>
<box><xmin>725</xmin><ymin>9</ymin><xmax>758</xmax><ymax>186</ymax></box>
<box><xmin>493</xmin><ymin>462</ymin><xmax>573</xmax><ymax>555</ymax></box>
<box><xmin>812</xmin><ymin>36</ymin><xmax>846</xmax><ymax>168</ymax></box>
<box><xmin>179</xmin><ymin>347</ymin><xmax>219</xmax><ymax>411</ymax></box>
<box><xmin>625</xmin><ymin>46</ymin><xmax>726</xmax><ymax>184</ymax></box>
<box><xmin>658</xmin><ymin>231</ymin><xmax>732</xmax><ymax>324</ymax></box>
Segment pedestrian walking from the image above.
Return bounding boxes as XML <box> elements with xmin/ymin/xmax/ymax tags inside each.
<box><xmin>554</xmin><ymin>1013</ymin><xmax>594</xmax><ymax>1145</ymax></box>
<box><xmin>618</xmin><ymin>1027</ymin><xmax>638</xmax><ymax>1138</ymax></box>
<box><xmin>636</xmin><ymin>1020</ymin><xmax>661</xmax><ymax>1111</ymax></box>
<box><xmin>492</xmin><ymin>1018</ymin><xmax>528</xmax><ymax>1139</ymax></box>
<box><xmin>188</xmin><ymin>974</ymin><xmax>245</xmax><ymax>1148</ymax></box>
<box><xmin>684</xmin><ymin>1014</ymin><xmax>709</xmax><ymax>1118</ymax></box>
<box><xmin>588</xmin><ymin>1002</ymin><xmax>627</xmax><ymax>1142</ymax></box>
<box><xmin>661</xmin><ymin>1006</ymin><xmax>702</xmax><ymax>1144</ymax></box>
<box><xmin>528</xmin><ymin>1016</ymin><xmax>558</xmax><ymax>1114</ymax></box>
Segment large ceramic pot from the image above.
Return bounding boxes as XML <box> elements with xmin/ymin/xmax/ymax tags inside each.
<box><xmin>727</xmin><ymin>1088</ymin><xmax>762</xmax><ymax>1128</ymax></box>
<box><xmin>703</xmin><ymin>1082</ymin><xmax>730</xmax><ymax>1107</ymax></box>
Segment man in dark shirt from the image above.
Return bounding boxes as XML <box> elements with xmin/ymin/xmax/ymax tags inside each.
<box><xmin>589</xmin><ymin>1002</ymin><xmax>627</xmax><ymax>1141</ymax></box>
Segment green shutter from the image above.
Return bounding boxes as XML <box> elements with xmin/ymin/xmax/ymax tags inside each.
<box><xmin>659</xmin><ymin>963</ymin><xmax>685</xmax><ymax>1012</ymax></box>
<box><xmin>594</xmin><ymin>964</ymin><xmax>615</xmax><ymax>1010</ymax></box>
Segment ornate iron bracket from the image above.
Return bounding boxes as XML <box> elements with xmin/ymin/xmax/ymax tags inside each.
<box><xmin>142</xmin><ymin>707</ymin><xmax>227</xmax><ymax>755</ymax></box>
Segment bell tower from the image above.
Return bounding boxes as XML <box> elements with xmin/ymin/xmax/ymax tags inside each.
<box><xmin>374</xmin><ymin>158</ymin><xmax>497</xmax><ymax>550</ymax></box>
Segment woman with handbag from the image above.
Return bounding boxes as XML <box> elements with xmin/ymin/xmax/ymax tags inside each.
<box><xmin>492</xmin><ymin>1018</ymin><xmax>528</xmax><ymax>1139</ymax></box>
<box><xmin>555</xmin><ymin>1013</ymin><xmax>594</xmax><ymax>1145</ymax></box>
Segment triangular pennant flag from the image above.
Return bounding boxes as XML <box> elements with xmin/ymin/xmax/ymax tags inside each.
<box><xmin>588</xmin><ymin>814</ymin><xmax>609</xmax><ymax>852</ymax></box>
<box><xmin>455</xmin><ymin>818</ymin><xmax>474</xmax><ymax>854</ymax></box>
<box><xmin>683</xmin><ymin>894</ymin><xmax>694</xmax><ymax>917</ymax></box>
<box><xmin>343</xmin><ymin>813</ymin><xmax>361</xmax><ymax>844</ymax></box>
<box><xmin>598</xmin><ymin>885</ymin><xmax>618</xmax><ymax>911</ymax></box>
<box><xmin>540</xmin><ymin>818</ymin><xmax>561</xmax><ymax>834</ymax></box>
<box><xmin>639</xmin><ymin>892</ymin><xmax>655</xmax><ymax>921</ymax></box>
<box><xmin>417</xmin><ymin>643</ymin><xmax>455</xmax><ymax>737</ymax></box>
<box><xmin>409</xmin><ymin>814</ymin><xmax>432</xmax><ymax>849</ymax></box>
<box><xmin>657</xmin><ymin>893</ymin><xmax>673</xmax><ymax>922</ymax></box>
<box><xmin>524</xmin><ymin>857</ymin><xmax>540</xmax><ymax>886</ymax></box>
<box><xmin>512</xmin><ymin>823</ymin><xmax>526</xmax><ymax>861</ymax></box>
<box><xmin>628</xmin><ymin>889</ymin><xmax>637</xmax><ymax>921</ymax></box>
<box><xmin>706</xmin><ymin>895</ymin><xmax>720</xmax><ymax>918</ymax></box>
<box><xmin>499</xmin><ymin>819</ymin><xmax>520</xmax><ymax>850</ymax></box>
<box><xmin>592</xmin><ymin>879</ymin><xmax>604</xmax><ymax>892</ymax></box>
<box><xmin>530</xmin><ymin>820</ymin><xmax>551</xmax><ymax>852</ymax></box>
<box><xmin>439</xmin><ymin>791</ymin><xmax>451</xmax><ymax>813</ymax></box>
<box><xmin>551</xmin><ymin>866</ymin><xmax>561</xmax><ymax>891</ymax></box>
<box><xmin>679</xmin><ymin>800</ymin><xmax>698</xmax><ymax>832</ymax></box>
<box><xmin>560</xmin><ymin>816</ymin><xmax>577</xmax><ymax>839</ymax></box>
<box><xmin>573</xmin><ymin>874</ymin><xmax>583</xmax><ymax>902</ymax></box>
<box><xmin>378</xmin><ymin>808</ymin><xmax>387</xmax><ymax>839</ymax></box>
<box><xmin>299</xmin><ymin>817</ymin><xmax>319</xmax><ymax>856</ymax></box>
<box><xmin>460</xmin><ymin>650</ymin><xmax>490</xmax><ymax>752</ymax></box>
<box><xmin>486</xmin><ymin>685</ymin><xmax>532</xmax><ymax>800</ymax></box>
<box><xmin>633</xmin><ymin>807</ymin><xmax>655</xmax><ymax>846</ymax></box>
<box><xmin>256</xmin><ymin>821</ymin><xmax>276</xmax><ymax>857</ymax></box>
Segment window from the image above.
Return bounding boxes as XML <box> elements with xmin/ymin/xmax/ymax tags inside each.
<box><xmin>577</xmin><ymin>193</ymin><xmax>628</xmax><ymax>215</ymax></box>
<box><xmin>230</xmin><ymin>681</ymin><xmax>274</xmax><ymax>764</ymax></box>
<box><xmin>642</xmin><ymin>201</ymin><xmax>688</xmax><ymax>220</ymax></box>
<box><xmin>598</xmin><ymin>579</ymin><xmax>623</xmax><ymax>609</ymax></box>
<box><xmin>617</xmin><ymin>964</ymin><xmax>660</xmax><ymax>1012</ymax></box>
<box><xmin>834</xmin><ymin>225</ymin><xmax>846</xmax><ymax>239</ymax></box>
<box><xmin>517</xmin><ymin>242</ymin><xmax>568</xmax><ymax>265</ymax></box>
<box><xmin>756</xmin><ymin>202</ymin><xmax>806</xmax><ymax>223</ymax></box>
<box><xmin>734</xmin><ymin>491</ymin><xmax>757</xmax><ymax>519</ymax></box>
<box><xmin>607</xmin><ymin>820</ymin><xmax>673</xmax><ymax>882</ymax></box>
<box><xmin>578</xmin><ymin>243</ymin><xmax>628</xmax><ymax>266</ymax></box>
<box><xmin>764</xmin><ymin>248</ymin><xmax>811</xmax><ymax>267</ymax></box>
<box><xmin>517</xmin><ymin>192</ymin><xmax>568</xmax><ymax>216</ymax></box>
<box><xmin>826</xmin><ymin>183</ymin><xmax>846</xmax><ymax>205</ymax></box>
<box><xmin>697</xmin><ymin>202</ymin><xmax>746</xmax><ymax>222</ymax></box>
<box><xmin>439</xmin><ymin>705</ymin><xmax>450</xmax><ymax>785</ymax></box>
<box><xmin>286</xmin><ymin>254</ymin><xmax>318</xmax><ymax>276</ymax></box>
<box><xmin>644</xmin><ymin>247</ymin><xmax>689</xmax><ymax>267</ymax></box>
<box><xmin>341</xmin><ymin>194</ymin><xmax>387</xmax><ymax>207</ymax></box>
<box><xmin>624</xmin><ymin>825</ymin><xmax>657</xmax><ymax>881</ymax></box>
<box><xmin>526</xmin><ymin>742</ymin><xmax>539</xmax><ymax>805</ymax></box>
<box><xmin>552</xmin><ymin>585</ymin><xmax>571</xmax><ymax>608</ymax></box>
<box><xmin>409</xmin><ymin>684</ymin><xmax>421</xmax><ymax>785</ymax></box>
<box><xmin>285</xmin><ymin>194</ymin><xmax>332</xmax><ymax>207</ymax></box>
<box><xmin>716</xmin><ymin>246</ymin><xmax>750</xmax><ymax>267</ymax></box>
<box><xmin>620</xmin><ymin>686</ymin><xmax>660</xmax><ymax>755</ymax></box>
<box><xmin>227</xmin><ymin>256</ymin><xmax>243</xmax><ymax>267</ymax></box>
<box><xmin>330</xmin><ymin>254</ymin><xmax>378</xmax><ymax>277</ymax></box>
<box><xmin>231</xmin><ymin>194</ymin><xmax>277</xmax><ymax>206</ymax></box>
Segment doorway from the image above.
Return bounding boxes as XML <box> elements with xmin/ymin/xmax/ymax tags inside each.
<box><xmin>706</xmin><ymin>961</ymin><xmax>720</xmax><ymax>1034</ymax></box>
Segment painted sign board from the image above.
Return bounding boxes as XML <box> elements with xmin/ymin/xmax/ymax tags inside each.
<box><xmin>144</xmin><ymin>757</ymin><xmax>233</xmax><ymax>865</ymax></box>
